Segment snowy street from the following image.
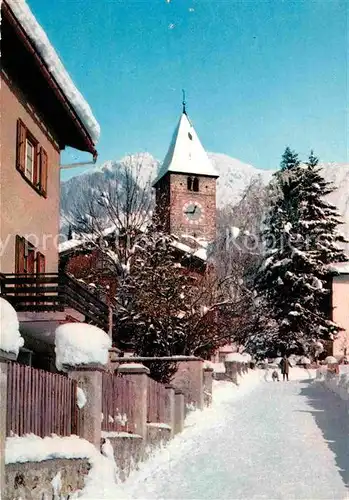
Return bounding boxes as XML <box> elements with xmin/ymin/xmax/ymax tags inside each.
<box><xmin>114</xmin><ymin>372</ymin><xmax>348</xmax><ymax>500</ymax></box>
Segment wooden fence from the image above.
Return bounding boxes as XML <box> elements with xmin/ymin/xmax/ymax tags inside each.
<box><xmin>102</xmin><ymin>373</ymin><xmax>136</xmax><ymax>433</ymax></box>
<box><xmin>147</xmin><ymin>377</ymin><xmax>167</xmax><ymax>423</ymax></box>
<box><xmin>6</xmin><ymin>362</ymin><xmax>78</xmax><ymax>437</ymax></box>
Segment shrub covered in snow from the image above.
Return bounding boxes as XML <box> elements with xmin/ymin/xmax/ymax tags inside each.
<box><xmin>55</xmin><ymin>323</ymin><xmax>111</xmax><ymax>371</ymax></box>
<box><xmin>0</xmin><ymin>298</ymin><xmax>24</xmax><ymax>356</ymax></box>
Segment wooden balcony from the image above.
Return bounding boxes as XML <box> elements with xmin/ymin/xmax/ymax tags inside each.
<box><xmin>0</xmin><ymin>272</ymin><xmax>109</xmax><ymax>331</ymax></box>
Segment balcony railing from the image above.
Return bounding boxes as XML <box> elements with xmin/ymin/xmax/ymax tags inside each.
<box><xmin>0</xmin><ymin>272</ymin><xmax>109</xmax><ymax>331</ymax></box>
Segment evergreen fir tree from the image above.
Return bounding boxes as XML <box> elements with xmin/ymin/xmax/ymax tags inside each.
<box><xmin>299</xmin><ymin>151</ymin><xmax>348</xmax><ymax>267</ymax></box>
<box><xmin>280</xmin><ymin>146</ymin><xmax>300</xmax><ymax>171</ymax></box>
<box><xmin>255</xmin><ymin>148</ymin><xmax>348</xmax><ymax>355</ymax></box>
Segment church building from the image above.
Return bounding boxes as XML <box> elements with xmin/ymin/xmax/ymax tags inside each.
<box><xmin>153</xmin><ymin>104</ymin><xmax>219</xmax><ymax>245</ymax></box>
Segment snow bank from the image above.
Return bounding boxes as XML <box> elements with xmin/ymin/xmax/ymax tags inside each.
<box><xmin>0</xmin><ymin>298</ymin><xmax>24</xmax><ymax>356</ymax></box>
<box><xmin>7</xmin><ymin>0</ymin><xmax>100</xmax><ymax>145</ymax></box>
<box><xmin>264</xmin><ymin>366</ymin><xmax>317</xmax><ymax>382</ymax></box>
<box><xmin>55</xmin><ymin>323</ymin><xmax>111</xmax><ymax>371</ymax></box>
<box><xmin>78</xmin><ymin>369</ymin><xmax>263</xmax><ymax>499</ymax></box>
<box><xmin>81</xmin><ymin>439</ymin><xmax>120</xmax><ymax>499</ymax></box>
<box><xmin>6</xmin><ymin>434</ymin><xmax>119</xmax><ymax>499</ymax></box>
<box><xmin>6</xmin><ymin>434</ymin><xmax>95</xmax><ymax>464</ymax></box>
<box><xmin>317</xmin><ymin>367</ymin><xmax>349</xmax><ymax>402</ymax></box>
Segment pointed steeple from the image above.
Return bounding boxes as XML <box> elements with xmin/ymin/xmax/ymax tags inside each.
<box><xmin>154</xmin><ymin>110</ymin><xmax>219</xmax><ymax>185</ymax></box>
<box><xmin>182</xmin><ymin>89</ymin><xmax>187</xmax><ymax>115</ymax></box>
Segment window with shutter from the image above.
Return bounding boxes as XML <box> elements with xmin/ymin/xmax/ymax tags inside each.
<box><xmin>26</xmin><ymin>247</ymin><xmax>35</xmax><ymax>274</ymax></box>
<box><xmin>16</xmin><ymin>119</ymin><xmax>44</xmax><ymax>196</ymax></box>
<box><xmin>25</xmin><ymin>139</ymin><xmax>34</xmax><ymax>182</ymax></box>
<box><xmin>15</xmin><ymin>235</ymin><xmax>25</xmax><ymax>273</ymax></box>
<box><xmin>16</xmin><ymin>120</ymin><xmax>26</xmax><ymax>173</ymax></box>
<box><xmin>39</xmin><ymin>147</ymin><xmax>48</xmax><ymax>196</ymax></box>
<box><xmin>36</xmin><ymin>252</ymin><xmax>46</xmax><ymax>274</ymax></box>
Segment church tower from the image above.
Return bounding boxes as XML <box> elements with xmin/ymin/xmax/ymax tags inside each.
<box><xmin>153</xmin><ymin>104</ymin><xmax>218</xmax><ymax>242</ymax></box>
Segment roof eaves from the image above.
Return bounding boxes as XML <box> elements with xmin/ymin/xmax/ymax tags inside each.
<box><xmin>3</xmin><ymin>0</ymin><xmax>97</xmax><ymax>157</ymax></box>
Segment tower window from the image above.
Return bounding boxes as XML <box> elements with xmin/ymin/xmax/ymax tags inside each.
<box><xmin>188</xmin><ymin>132</ymin><xmax>193</xmax><ymax>140</ymax></box>
<box><xmin>187</xmin><ymin>176</ymin><xmax>193</xmax><ymax>191</ymax></box>
<box><xmin>193</xmin><ymin>177</ymin><xmax>199</xmax><ymax>192</ymax></box>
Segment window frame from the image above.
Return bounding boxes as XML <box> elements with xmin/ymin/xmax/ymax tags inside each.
<box><xmin>15</xmin><ymin>235</ymin><xmax>46</xmax><ymax>276</ymax></box>
<box><xmin>192</xmin><ymin>177</ymin><xmax>199</xmax><ymax>192</ymax></box>
<box><xmin>16</xmin><ymin>119</ymin><xmax>48</xmax><ymax>197</ymax></box>
<box><xmin>24</xmin><ymin>137</ymin><xmax>35</xmax><ymax>182</ymax></box>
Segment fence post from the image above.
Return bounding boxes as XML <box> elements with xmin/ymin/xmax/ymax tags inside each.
<box><xmin>164</xmin><ymin>385</ymin><xmax>176</xmax><ymax>437</ymax></box>
<box><xmin>171</xmin><ymin>359</ymin><xmax>204</xmax><ymax>410</ymax></box>
<box><xmin>67</xmin><ymin>363</ymin><xmax>104</xmax><ymax>449</ymax></box>
<box><xmin>118</xmin><ymin>364</ymin><xmax>149</xmax><ymax>439</ymax></box>
<box><xmin>0</xmin><ymin>350</ymin><xmax>16</xmax><ymax>498</ymax></box>
<box><xmin>203</xmin><ymin>366</ymin><xmax>214</xmax><ymax>407</ymax></box>
<box><xmin>224</xmin><ymin>360</ymin><xmax>238</xmax><ymax>385</ymax></box>
<box><xmin>174</xmin><ymin>389</ymin><xmax>185</xmax><ymax>435</ymax></box>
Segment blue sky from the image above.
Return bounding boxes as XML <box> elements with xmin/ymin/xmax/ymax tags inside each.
<box><xmin>28</xmin><ymin>0</ymin><xmax>347</xmax><ymax>181</ymax></box>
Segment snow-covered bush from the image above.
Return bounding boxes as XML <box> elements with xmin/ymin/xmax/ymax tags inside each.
<box><xmin>55</xmin><ymin>323</ymin><xmax>111</xmax><ymax>371</ymax></box>
<box><xmin>0</xmin><ymin>298</ymin><xmax>24</xmax><ymax>356</ymax></box>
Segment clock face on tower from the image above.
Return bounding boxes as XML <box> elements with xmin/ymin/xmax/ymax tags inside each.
<box><xmin>183</xmin><ymin>201</ymin><xmax>204</xmax><ymax>224</ymax></box>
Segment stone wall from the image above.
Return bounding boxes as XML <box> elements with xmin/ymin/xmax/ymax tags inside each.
<box><xmin>106</xmin><ymin>435</ymin><xmax>144</xmax><ymax>482</ymax></box>
<box><xmin>5</xmin><ymin>459</ymin><xmax>90</xmax><ymax>500</ymax></box>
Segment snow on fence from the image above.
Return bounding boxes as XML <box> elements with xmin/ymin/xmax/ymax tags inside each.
<box><xmin>101</xmin><ymin>373</ymin><xmax>136</xmax><ymax>433</ymax></box>
<box><xmin>147</xmin><ymin>377</ymin><xmax>167</xmax><ymax>424</ymax></box>
<box><xmin>6</xmin><ymin>362</ymin><xmax>78</xmax><ymax>437</ymax></box>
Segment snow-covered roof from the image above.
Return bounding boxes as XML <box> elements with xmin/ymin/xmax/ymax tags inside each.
<box><xmin>154</xmin><ymin>112</ymin><xmax>219</xmax><ymax>185</ymax></box>
<box><xmin>171</xmin><ymin>239</ymin><xmax>207</xmax><ymax>262</ymax></box>
<box><xmin>329</xmin><ymin>262</ymin><xmax>349</xmax><ymax>275</ymax></box>
<box><xmin>59</xmin><ymin>225</ymin><xmax>208</xmax><ymax>262</ymax></box>
<box><xmin>6</xmin><ymin>0</ymin><xmax>100</xmax><ymax>145</ymax></box>
<box><xmin>59</xmin><ymin>225</ymin><xmax>117</xmax><ymax>254</ymax></box>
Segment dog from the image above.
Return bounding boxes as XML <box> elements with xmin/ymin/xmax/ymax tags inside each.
<box><xmin>272</xmin><ymin>370</ymin><xmax>280</xmax><ymax>382</ymax></box>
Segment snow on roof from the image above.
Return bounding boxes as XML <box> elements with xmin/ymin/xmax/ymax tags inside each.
<box><xmin>154</xmin><ymin>112</ymin><xmax>219</xmax><ymax>184</ymax></box>
<box><xmin>60</xmin><ymin>225</ymin><xmax>208</xmax><ymax>262</ymax></box>
<box><xmin>59</xmin><ymin>225</ymin><xmax>117</xmax><ymax>254</ymax></box>
<box><xmin>172</xmin><ymin>239</ymin><xmax>207</xmax><ymax>262</ymax></box>
<box><xmin>0</xmin><ymin>298</ymin><xmax>24</xmax><ymax>356</ymax></box>
<box><xmin>7</xmin><ymin>0</ymin><xmax>100</xmax><ymax>145</ymax></box>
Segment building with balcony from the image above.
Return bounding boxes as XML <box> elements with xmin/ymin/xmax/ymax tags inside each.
<box><xmin>0</xmin><ymin>0</ymin><xmax>109</xmax><ymax>370</ymax></box>
<box><xmin>330</xmin><ymin>263</ymin><xmax>349</xmax><ymax>360</ymax></box>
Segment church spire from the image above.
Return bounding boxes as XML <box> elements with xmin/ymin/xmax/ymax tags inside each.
<box><xmin>182</xmin><ymin>89</ymin><xmax>187</xmax><ymax>115</ymax></box>
<box><xmin>153</xmin><ymin>107</ymin><xmax>219</xmax><ymax>186</ymax></box>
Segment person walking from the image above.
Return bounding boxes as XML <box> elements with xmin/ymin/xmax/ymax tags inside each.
<box><xmin>280</xmin><ymin>355</ymin><xmax>290</xmax><ymax>381</ymax></box>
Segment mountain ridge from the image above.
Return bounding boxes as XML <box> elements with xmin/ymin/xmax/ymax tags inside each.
<box><xmin>60</xmin><ymin>152</ymin><xmax>349</xmax><ymax>242</ymax></box>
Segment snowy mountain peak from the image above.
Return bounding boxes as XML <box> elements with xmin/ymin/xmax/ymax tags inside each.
<box><xmin>60</xmin><ymin>152</ymin><xmax>349</xmax><ymax>243</ymax></box>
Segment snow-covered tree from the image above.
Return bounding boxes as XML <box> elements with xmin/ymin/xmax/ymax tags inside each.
<box><xmin>297</xmin><ymin>151</ymin><xmax>348</xmax><ymax>267</ymax></box>
<box><xmin>69</xmin><ymin>154</ymin><xmax>154</xmax><ymax>279</ymax></box>
<box><xmin>213</xmin><ymin>177</ymin><xmax>270</xmax><ymax>348</ymax></box>
<box><xmin>255</xmin><ymin>148</ymin><xmax>348</xmax><ymax>356</ymax></box>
